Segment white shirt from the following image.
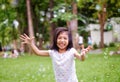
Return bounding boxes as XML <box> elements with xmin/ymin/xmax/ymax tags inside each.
<box><xmin>49</xmin><ymin>48</ymin><xmax>78</xmax><ymax>82</ymax></box>
<box><xmin>78</xmin><ymin>36</ymin><xmax>83</xmax><ymax>44</ymax></box>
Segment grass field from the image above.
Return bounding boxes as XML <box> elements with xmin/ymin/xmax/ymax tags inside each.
<box><xmin>0</xmin><ymin>48</ymin><xmax>120</xmax><ymax>82</ymax></box>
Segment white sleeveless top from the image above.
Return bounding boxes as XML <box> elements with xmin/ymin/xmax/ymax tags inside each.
<box><xmin>48</xmin><ymin>48</ymin><xmax>78</xmax><ymax>82</ymax></box>
<box><xmin>78</xmin><ymin>36</ymin><xmax>83</xmax><ymax>44</ymax></box>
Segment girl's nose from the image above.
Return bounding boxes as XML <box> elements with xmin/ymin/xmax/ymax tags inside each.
<box><xmin>61</xmin><ymin>38</ymin><xmax>65</xmax><ymax>42</ymax></box>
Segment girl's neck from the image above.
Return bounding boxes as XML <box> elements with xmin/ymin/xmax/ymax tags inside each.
<box><xmin>58</xmin><ymin>49</ymin><xmax>66</xmax><ymax>53</ymax></box>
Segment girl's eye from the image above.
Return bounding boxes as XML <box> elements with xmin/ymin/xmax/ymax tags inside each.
<box><xmin>58</xmin><ymin>37</ymin><xmax>68</xmax><ymax>40</ymax></box>
<box><xmin>58</xmin><ymin>37</ymin><xmax>61</xmax><ymax>39</ymax></box>
<box><xmin>64</xmin><ymin>37</ymin><xmax>67</xmax><ymax>40</ymax></box>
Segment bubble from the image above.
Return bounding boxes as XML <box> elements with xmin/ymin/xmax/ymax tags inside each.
<box><xmin>27</xmin><ymin>73</ymin><xmax>30</xmax><ymax>76</ymax></box>
<box><xmin>32</xmin><ymin>75</ymin><xmax>35</xmax><ymax>79</ymax></box>
<box><xmin>104</xmin><ymin>56</ymin><xmax>108</xmax><ymax>59</ymax></box>
<box><xmin>104</xmin><ymin>52</ymin><xmax>107</xmax><ymax>55</ymax></box>
<box><xmin>80</xmin><ymin>80</ymin><xmax>84</xmax><ymax>82</ymax></box>
<box><xmin>106</xmin><ymin>74</ymin><xmax>110</xmax><ymax>78</ymax></box>
<box><xmin>42</xmin><ymin>74</ymin><xmax>45</xmax><ymax>78</ymax></box>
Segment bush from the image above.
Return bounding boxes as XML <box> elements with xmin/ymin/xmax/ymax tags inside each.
<box><xmin>109</xmin><ymin>42</ymin><xmax>115</xmax><ymax>47</ymax></box>
<box><xmin>93</xmin><ymin>43</ymin><xmax>98</xmax><ymax>49</ymax></box>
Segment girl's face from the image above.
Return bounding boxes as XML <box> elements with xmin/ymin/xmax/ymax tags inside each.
<box><xmin>57</xmin><ymin>31</ymin><xmax>69</xmax><ymax>52</ymax></box>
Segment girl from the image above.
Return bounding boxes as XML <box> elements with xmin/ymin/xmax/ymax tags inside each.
<box><xmin>20</xmin><ymin>27</ymin><xmax>91</xmax><ymax>82</ymax></box>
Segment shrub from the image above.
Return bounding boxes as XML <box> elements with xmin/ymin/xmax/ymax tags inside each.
<box><xmin>109</xmin><ymin>42</ymin><xmax>115</xmax><ymax>47</ymax></box>
<box><xmin>93</xmin><ymin>43</ymin><xmax>98</xmax><ymax>49</ymax></box>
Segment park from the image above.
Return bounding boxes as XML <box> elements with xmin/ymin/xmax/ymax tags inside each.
<box><xmin>0</xmin><ymin>0</ymin><xmax>120</xmax><ymax>82</ymax></box>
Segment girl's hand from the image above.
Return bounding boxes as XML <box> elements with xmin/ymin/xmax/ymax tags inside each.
<box><xmin>81</xmin><ymin>49</ymin><xmax>87</xmax><ymax>56</ymax></box>
<box><xmin>81</xmin><ymin>46</ymin><xmax>92</xmax><ymax>55</ymax></box>
<box><xmin>20</xmin><ymin>34</ymin><xmax>34</xmax><ymax>45</ymax></box>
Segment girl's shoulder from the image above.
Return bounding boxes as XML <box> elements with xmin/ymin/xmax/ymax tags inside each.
<box><xmin>48</xmin><ymin>49</ymin><xmax>57</xmax><ymax>54</ymax></box>
<box><xmin>68</xmin><ymin>47</ymin><xmax>76</xmax><ymax>52</ymax></box>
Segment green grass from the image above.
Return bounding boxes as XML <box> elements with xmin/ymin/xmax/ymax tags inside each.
<box><xmin>0</xmin><ymin>55</ymin><xmax>55</xmax><ymax>82</ymax></box>
<box><xmin>0</xmin><ymin>50</ymin><xmax>120</xmax><ymax>82</ymax></box>
<box><xmin>76</xmin><ymin>54</ymin><xmax>120</xmax><ymax>82</ymax></box>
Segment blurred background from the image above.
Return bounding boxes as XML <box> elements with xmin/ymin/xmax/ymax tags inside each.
<box><xmin>0</xmin><ymin>0</ymin><xmax>120</xmax><ymax>53</ymax></box>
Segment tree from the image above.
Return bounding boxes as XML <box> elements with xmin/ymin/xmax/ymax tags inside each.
<box><xmin>97</xmin><ymin>1</ymin><xmax>107</xmax><ymax>48</ymax></box>
<box><xmin>77</xmin><ymin>0</ymin><xmax>120</xmax><ymax>48</ymax></box>
<box><xmin>69</xmin><ymin>0</ymin><xmax>78</xmax><ymax>49</ymax></box>
<box><xmin>1</xmin><ymin>0</ymin><xmax>120</xmax><ymax>50</ymax></box>
<box><xmin>26</xmin><ymin>0</ymin><xmax>35</xmax><ymax>43</ymax></box>
<box><xmin>0</xmin><ymin>0</ymin><xmax>19</xmax><ymax>49</ymax></box>
<box><xmin>49</xmin><ymin>0</ymin><xmax>56</xmax><ymax>46</ymax></box>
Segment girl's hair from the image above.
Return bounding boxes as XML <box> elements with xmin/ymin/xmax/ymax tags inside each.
<box><xmin>51</xmin><ymin>27</ymin><xmax>73</xmax><ymax>51</ymax></box>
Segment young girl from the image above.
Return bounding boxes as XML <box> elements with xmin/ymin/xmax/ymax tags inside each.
<box><xmin>20</xmin><ymin>27</ymin><xmax>91</xmax><ymax>82</ymax></box>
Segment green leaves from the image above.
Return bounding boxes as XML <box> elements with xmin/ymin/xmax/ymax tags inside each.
<box><xmin>51</xmin><ymin>12</ymin><xmax>77</xmax><ymax>22</ymax></box>
<box><xmin>0</xmin><ymin>1</ymin><xmax>19</xmax><ymax>46</ymax></box>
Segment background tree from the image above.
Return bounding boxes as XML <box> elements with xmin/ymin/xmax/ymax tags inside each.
<box><xmin>0</xmin><ymin>0</ymin><xmax>19</xmax><ymax>49</ymax></box>
<box><xmin>0</xmin><ymin>0</ymin><xmax>120</xmax><ymax>51</ymax></box>
<box><xmin>77</xmin><ymin>0</ymin><xmax>120</xmax><ymax>48</ymax></box>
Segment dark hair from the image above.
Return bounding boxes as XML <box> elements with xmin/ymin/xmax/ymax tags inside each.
<box><xmin>51</xmin><ymin>27</ymin><xmax>73</xmax><ymax>51</ymax></box>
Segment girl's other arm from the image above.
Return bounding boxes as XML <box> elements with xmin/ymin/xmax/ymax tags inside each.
<box><xmin>20</xmin><ymin>34</ymin><xmax>49</xmax><ymax>56</ymax></box>
<box><xmin>74</xmin><ymin>46</ymin><xmax>92</xmax><ymax>61</ymax></box>
<box><xmin>74</xmin><ymin>50</ymin><xmax>85</xmax><ymax>61</ymax></box>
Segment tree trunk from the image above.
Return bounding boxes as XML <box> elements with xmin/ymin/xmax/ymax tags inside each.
<box><xmin>98</xmin><ymin>3</ymin><xmax>106</xmax><ymax>48</ymax></box>
<box><xmin>49</xmin><ymin>0</ymin><xmax>56</xmax><ymax>46</ymax></box>
<box><xmin>26</xmin><ymin>0</ymin><xmax>35</xmax><ymax>53</ymax></box>
<box><xmin>13</xmin><ymin>40</ymin><xmax>17</xmax><ymax>50</ymax></box>
<box><xmin>26</xmin><ymin>0</ymin><xmax>35</xmax><ymax>43</ymax></box>
<box><xmin>68</xmin><ymin>1</ymin><xmax>78</xmax><ymax>49</ymax></box>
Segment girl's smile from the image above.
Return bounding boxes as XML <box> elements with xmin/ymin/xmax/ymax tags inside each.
<box><xmin>57</xmin><ymin>32</ymin><xmax>69</xmax><ymax>53</ymax></box>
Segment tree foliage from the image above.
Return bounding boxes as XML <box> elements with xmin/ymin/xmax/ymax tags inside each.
<box><xmin>77</xmin><ymin>0</ymin><xmax>120</xmax><ymax>20</ymax></box>
<box><xmin>0</xmin><ymin>0</ymin><xmax>18</xmax><ymax>46</ymax></box>
<box><xmin>0</xmin><ymin>0</ymin><xmax>120</xmax><ymax>48</ymax></box>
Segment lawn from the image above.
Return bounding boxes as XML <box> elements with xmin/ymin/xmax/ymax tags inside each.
<box><xmin>0</xmin><ymin>48</ymin><xmax>120</xmax><ymax>82</ymax></box>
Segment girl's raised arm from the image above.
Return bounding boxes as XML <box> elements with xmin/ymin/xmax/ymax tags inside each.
<box><xmin>20</xmin><ymin>34</ymin><xmax>49</xmax><ymax>56</ymax></box>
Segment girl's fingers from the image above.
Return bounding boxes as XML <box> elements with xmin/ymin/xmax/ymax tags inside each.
<box><xmin>81</xmin><ymin>51</ymin><xmax>86</xmax><ymax>55</ymax></box>
<box><xmin>20</xmin><ymin>34</ymin><xmax>26</xmax><ymax>38</ymax></box>
<box><xmin>21</xmin><ymin>42</ymin><xmax>27</xmax><ymax>44</ymax></box>
<box><xmin>82</xmin><ymin>49</ymin><xmax>87</xmax><ymax>52</ymax></box>
<box><xmin>20</xmin><ymin>34</ymin><xmax>29</xmax><ymax>40</ymax></box>
<box><xmin>24</xmin><ymin>34</ymin><xmax>30</xmax><ymax>39</ymax></box>
<box><xmin>31</xmin><ymin>37</ymin><xmax>35</xmax><ymax>40</ymax></box>
<box><xmin>81</xmin><ymin>49</ymin><xmax>88</xmax><ymax>55</ymax></box>
<box><xmin>20</xmin><ymin>37</ymin><xmax>25</xmax><ymax>41</ymax></box>
<box><xmin>20</xmin><ymin>35</ymin><xmax>25</xmax><ymax>39</ymax></box>
<box><xmin>88</xmin><ymin>46</ymin><xmax>92</xmax><ymax>50</ymax></box>
<box><xmin>20</xmin><ymin>34</ymin><xmax>34</xmax><ymax>44</ymax></box>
